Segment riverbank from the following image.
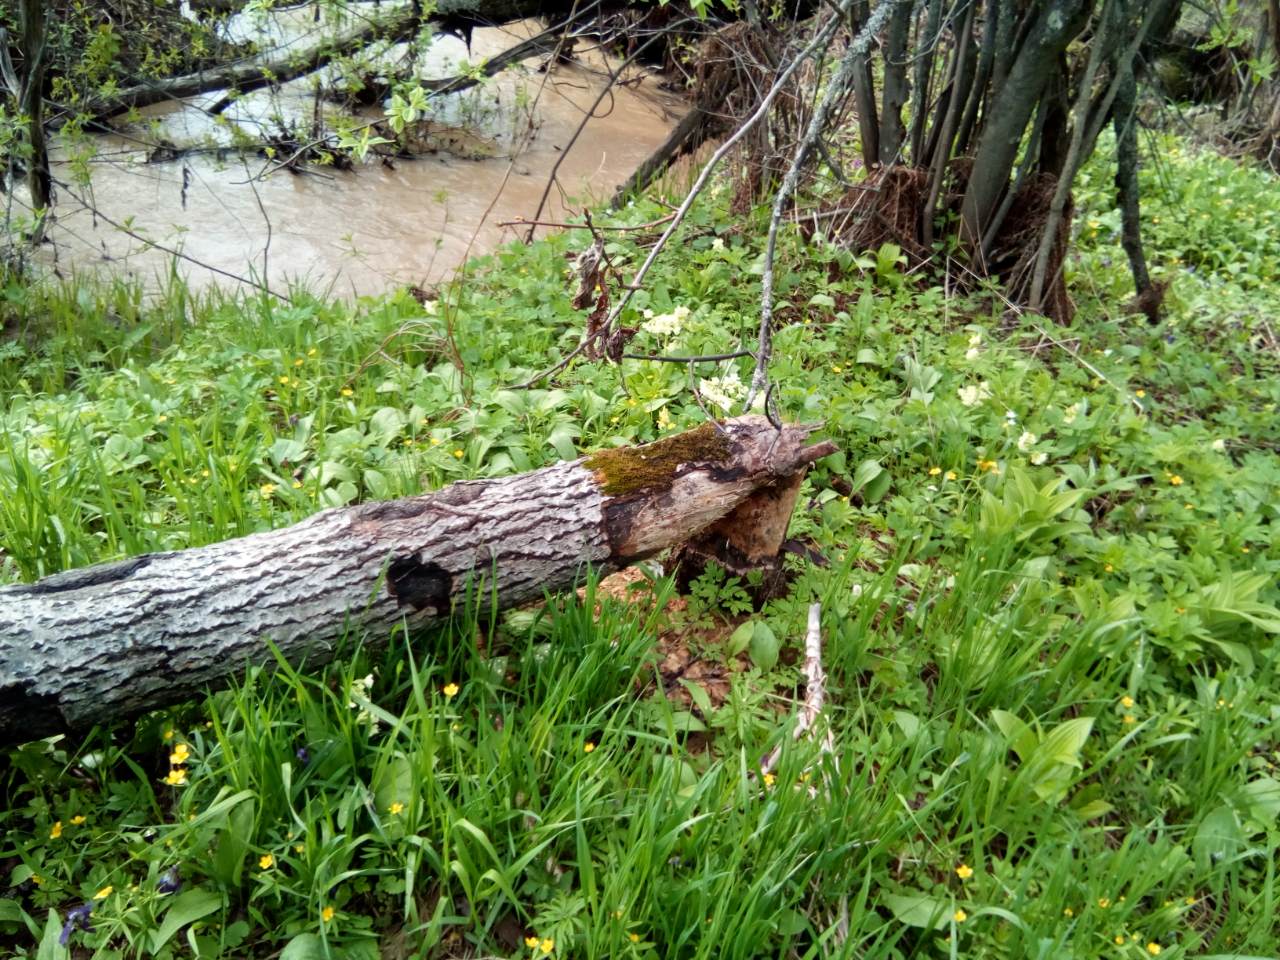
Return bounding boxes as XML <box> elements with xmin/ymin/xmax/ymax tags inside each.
<box><xmin>1</xmin><ymin>129</ymin><xmax>1278</xmax><ymax>956</ymax></box>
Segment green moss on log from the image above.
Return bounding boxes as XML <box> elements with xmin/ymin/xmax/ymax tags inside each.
<box><xmin>586</xmin><ymin>423</ymin><xmax>733</xmax><ymax>496</ymax></box>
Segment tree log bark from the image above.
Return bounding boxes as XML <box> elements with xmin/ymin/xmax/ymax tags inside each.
<box><xmin>0</xmin><ymin>417</ymin><xmax>834</xmax><ymax>748</ymax></box>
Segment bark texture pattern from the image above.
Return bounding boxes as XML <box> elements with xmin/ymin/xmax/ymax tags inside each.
<box><xmin>0</xmin><ymin>417</ymin><xmax>834</xmax><ymax>746</ymax></box>
<box><xmin>0</xmin><ymin>461</ymin><xmax>608</xmax><ymax>743</ymax></box>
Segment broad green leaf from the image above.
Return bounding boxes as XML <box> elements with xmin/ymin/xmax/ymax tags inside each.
<box><xmin>1193</xmin><ymin>805</ymin><xmax>1245</xmax><ymax>869</ymax></box>
<box><xmin>1038</xmin><ymin>717</ymin><xmax>1094</xmax><ymax>770</ymax></box>
<box><xmin>279</xmin><ymin>932</ymin><xmax>327</xmax><ymax>960</ymax></box>
<box><xmin>367</xmin><ymin>407</ymin><xmax>406</xmax><ymax>446</ymax></box>
<box><xmin>881</xmin><ymin>891</ymin><xmax>947</xmax><ymax>929</ymax></box>
<box><xmin>0</xmin><ymin>898</ymin><xmax>24</xmax><ymax>923</ymax></box>
<box><xmin>728</xmin><ymin>621</ymin><xmax>755</xmax><ymax>656</ymax></box>
<box><xmin>991</xmin><ymin>710</ymin><xmax>1037</xmax><ymax>764</ymax></box>
<box><xmin>1239</xmin><ymin>776</ymin><xmax>1280</xmax><ymax>824</ymax></box>
<box><xmin>679</xmin><ymin>678</ymin><xmax>714</xmax><ymax>716</ymax></box>
<box><xmin>150</xmin><ymin>888</ymin><xmax>223</xmax><ymax>953</ymax></box>
<box><xmin>36</xmin><ymin>909</ymin><xmax>62</xmax><ymax>960</ymax></box>
<box><xmin>749</xmin><ymin>621</ymin><xmax>779</xmax><ymax>672</ymax></box>
<box><xmin>373</xmin><ymin>755</ymin><xmax>414</xmax><ymax>817</ymax></box>
<box><xmin>851</xmin><ymin>459</ymin><xmax>883</xmax><ymax>492</ymax></box>
<box><xmin>211</xmin><ymin>797</ymin><xmax>255</xmax><ymax>890</ymax></box>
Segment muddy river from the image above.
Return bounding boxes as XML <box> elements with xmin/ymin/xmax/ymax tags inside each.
<box><xmin>42</xmin><ymin>6</ymin><xmax>684</xmax><ymax>296</ymax></box>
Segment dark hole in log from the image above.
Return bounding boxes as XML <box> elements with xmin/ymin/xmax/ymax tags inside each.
<box><xmin>387</xmin><ymin>556</ymin><xmax>452</xmax><ymax>612</ymax></box>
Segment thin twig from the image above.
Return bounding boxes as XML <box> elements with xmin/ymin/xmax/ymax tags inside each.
<box><xmin>760</xmin><ymin>602</ymin><xmax>834</xmax><ymax>783</ymax></box>
<box><xmin>746</xmin><ymin>0</ymin><xmax>913</xmax><ymax>409</ymax></box>
<box><xmin>497</xmin><ymin>213</ymin><xmax>675</xmax><ymax>232</ymax></box>
<box><xmin>50</xmin><ymin>178</ymin><xmax>288</xmax><ymax>300</ymax></box>
<box><xmin>516</xmin><ymin>7</ymin><xmax>853</xmax><ymax>390</ymax></box>
<box><xmin>620</xmin><ymin>349</ymin><xmax>754</xmax><ymax>363</ymax></box>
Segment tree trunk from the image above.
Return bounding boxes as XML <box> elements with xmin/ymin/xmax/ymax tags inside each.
<box><xmin>959</xmin><ymin>0</ymin><xmax>1093</xmax><ymax>246</ymax></box>
<box><xmin>18</xmin><ymin>0</ymin><xmax>50</xmax><ymax>220</ymax></box>
<box><xmin>0</xmin><ymin>417</ymin><xmax>834</xmax><ymax>748</ymax></box>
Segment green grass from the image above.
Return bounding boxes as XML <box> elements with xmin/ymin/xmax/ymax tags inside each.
<box><xmin>2</xmin><ymin>133</ymin><xmax>1279</xmax><ymax>958</ymax></box>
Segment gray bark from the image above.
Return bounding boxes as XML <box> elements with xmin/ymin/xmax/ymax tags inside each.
<box><xmin>958</xmin><ymin>0</ymin><xmax>1093</xmax><ymax>246</ymax></box>
<box><xmin>18</xmin><ymin>0</ymin><xmax>50</xmax><ymax>218</ymax></box>
<box><xmin>0</xmin><ymin>417</ymin><xmax>834</xmax><ymax>747</ymax></box>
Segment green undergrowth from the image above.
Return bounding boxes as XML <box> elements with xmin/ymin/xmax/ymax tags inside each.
<box><xmin>2</xmin><ymin>133</ymin><xmax>1279</xmax><ymax>958</ymax></box>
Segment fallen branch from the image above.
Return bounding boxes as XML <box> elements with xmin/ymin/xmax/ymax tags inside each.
<box><xmin>760</xmin><ymin>602</ymin><xmax>834</xmax><ymax>779</ymax></box>
<box><xmin>0</xmin><ymin>416</ymin><xmax>835</xmax><ymax>748</ymax></box>
<box><xmin>77</xmin><ymin>8</ymin><xmax>422</xmax><ymax>124</ymax></box>
<box><xmin>516</xmin><ymin>6</ymin><xmax>850</xmax><ymax>388</ymax></box>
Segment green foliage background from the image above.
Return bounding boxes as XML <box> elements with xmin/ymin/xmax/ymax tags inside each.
<box><xmin>1</xmin><ymin>132</ymin><xmax>1278</xmax><ymax>957</ymax></box>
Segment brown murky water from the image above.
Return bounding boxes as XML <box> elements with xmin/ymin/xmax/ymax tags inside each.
<box><xmin>42</xmin><ymin>10</ymin><xmax>683</xmax><ymax>296</ymax></box>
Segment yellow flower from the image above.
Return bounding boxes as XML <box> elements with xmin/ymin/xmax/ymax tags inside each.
<box><xmin>1123</xmin><ymin>715</ymin><xmax>1136</xmax><ymax>724</ymax></box>
<box><xmin>259</xmin><ymin>483</ymin><xmax>277</xmax><ymax>497</ymax></box>
<box><xmin>340</xmin><ymin>387</ymin><xmax>354</xmax><ymax>397</ymax></box>
<box><xmin>50</xmin><ymin>821</ymin><xmax>63</xmax><ymax>839</ymax></box>
<box><xmin>164</xmin><ymin>768</ymin><xmax>188</xmax><ymax>786</ymax></box>
<box><xmin>1121</xmin><ymin>696</ymin><xmax>1134</xmax><ymax>709</ymax></box>
<box><xmin>928</xmin><ymin>466</ymin><xmax>942</xmax><ymax>476</ymax></box>
<box><xmin>762</xmin><ymin>772</ymin><xmax>776</xmax><ymax>787</ymax></box>
<box><xmin>1063</xmin><ymin>907</ymin><xmax>1074</xmax><ymax>917</ymax></box>
<box><xmin>525</xmin><ymin>936</ymin><xmax>540</xmax><ymax>948</ymax></box>
<box><xmin>1184</xmin><ymin>896</ymin><xmax>1195</xmax><ymax>905</ymax></box>
<box><xmin>259</xmin><ymin>854</ymin><xmax>274</xmax><ymax>869</ymax></box>
<box><xmin>540</xmin><ymin>939</ymin><xmax>555</xmax><ymax>954</ymax></box>
<box><xmin>70</xmin><ymin>815</ymin><xmax>86</xmax><ymax>826</ymax></box>
<box><xmin>956</xmin><ymin>864</ymin><xmax>974</xmax><ymax>880</ymax></box>
<box><xmin>1134</xmin><ymin>389</ymin><xmax>1146</xmax><ymax>398</ymax></box>
<box><xmin>308</xmin><ymin>348</ymin><xmax>318</xmax><ymax>356</ymax></box>
<box><xmin>322</xmin><ymin>906</ymin><xmax>335</xmax><ymax>922</ymax></box>
<box><xmin>584</xmin><ymin>741</ymin><xmax>596</xmax><ymax>754</ymax></box>
<box><xmin>1115</xmin><ymin>935</ymin><xmax>1126</xmax><ymax>945</ymax></box>
<box><xmin>292</xmin><ymin>480</ymin><xmax>302</xmax><ymax>489</ymax></box>
<box><xmin>953</xmin><ymin>909</ymin><xmax>967</xmax><ymax>923</ymax></box>
<box><xmin>442</xmin><ymin>682</ymin><xmax>459</xmax><ymax>699</ymax></box>
<box><xmin>1098</xmin><ymin>898</ymin><xmax>1111</xmax><ymax>909</ymax></box>
<box><xmin>279</xmin><ymin>376</ymin><xmax>290</xmax><ymax>385</ymax></box>
<box><xmin>831</xmin><ymin>365</ymin><xmax>843</xmax><ymax>373</ymax></box>
<box><xmin>978</xmin><ymin>459</ymin><xmax>999</xmax><ymax>473</ymax></box>
<box><xmin>31</xmin><ymin>874</ymin><xmax>43</xmax><ymax>886</ymax></box>
<box><xmin>294</xmin><ymin>844</ymin><xmax>304</xmax><ymax>853</ymax></box>
<box><xmin>1104</xmin><ymin>563</ymin><xmax>1114</xmax><ymax>573</ymax></box>
<box><xmin>389</xmin><ymin>802</ymin><xmax>405</xmax><ymax>815</ymax></box>
<box><xmin>170</xmin><ymin>743</ymin><xmax>191</xmax><ymax>764</ymax></box>
<box><xmin>157</xmin><ymin>414</ymin><xmax>168</xmax><ymax>424</ymax></box>
<box><xmin>945</xmin><ymin>470</ymin><xmax>957</xmax><ymax>481</ymax></box>
<box><xmin>1147</xmin><ymin>943</ymin><xmax>1162</xmax><ymax>955</ymax></box>
<box><xmin>430</xmin><ymin>436</ymin><xmax>442</xmax><ymax>445</ymax></box>
<box><xmin>453</xmin><ymin>449</ymin><xmax>465</xmax><ymax>459</ymax></box>
<box><xmin>1168</xmin><ymin>475</ymin><xmax>1183</xmax><ymax>486</ymax></box>
<box><xmin>93</xmin><ymin>885</ymin><xmax>113</xmax><ymax>900</ymax></box>
<box><xmin>163</xmin><ymin>729</ymin><xmax>175</xmax><ymax>741</ymax></box>
<box><xmin>629</xmin><ymin>933</ymin><xmax>641</xmax><ymax>942</ymax></box>
<box><xmin>294</xmin><ymin>358</ymin><xmax>304</xmax><ymax>367</ymax></box>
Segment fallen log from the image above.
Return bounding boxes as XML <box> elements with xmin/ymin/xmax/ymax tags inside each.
<box><xmin>77</xmin><ymin>0</ymin><xmax>600</xmax><ymax>125</ymax></box>
<box><xmin>0</xmin><ymin>417</ymin><xmax>834</xmax><ymax>748</ymax></box>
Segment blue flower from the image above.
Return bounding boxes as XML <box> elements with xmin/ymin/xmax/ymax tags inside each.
<box><xmin>157</xmin><ymin>867</ymin><xmax>182</xmax><ymax>895</ymax></box>
<box><xmin>60</xmin><ymin>902</ymin><xmax>94</xmax><ymax>946</ymax></box>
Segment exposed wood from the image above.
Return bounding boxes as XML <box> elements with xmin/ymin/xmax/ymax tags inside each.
<box><xmin>0</xmin><ymin>417</ymin><xmax>835</xmax><ymax>748</ymax></box>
